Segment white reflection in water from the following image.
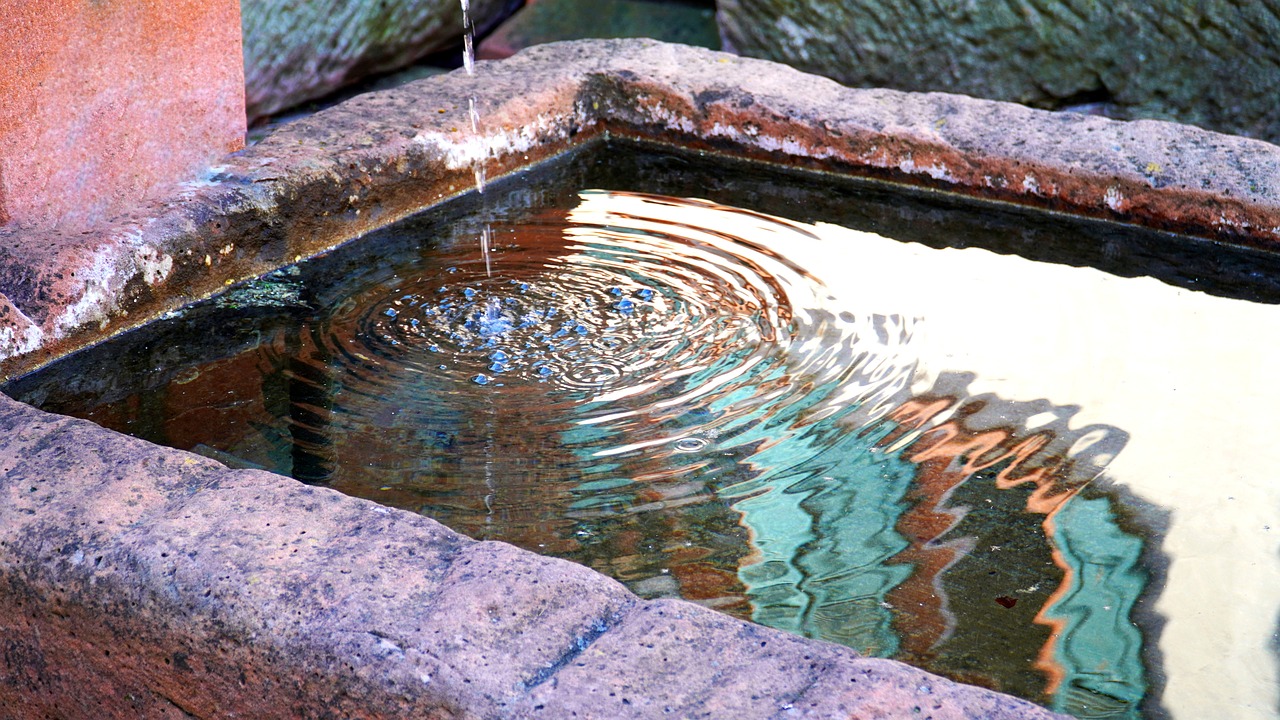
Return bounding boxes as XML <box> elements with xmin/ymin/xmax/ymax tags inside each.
<box><xmin>570</xmin><ymin>192</ymin><xmax>1280</xmax><ymax>720</ymax></box>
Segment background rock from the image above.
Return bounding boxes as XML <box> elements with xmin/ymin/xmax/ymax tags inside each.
<box><xmin>479</xmin><ymin>0</ymin><xmax>720</xmax><ymax>59</ymax></box>
<box><xmin>243</xmin><ymin>0</ymin><xmax>519</xmax><ymax>122</ymax></box>
<box><xmin>0</xmin><ymin>0</ymin><xmax>244</xmax><ymax>232</ymax></box>
<box><xmin>717</xmin><ymin>0</ymin><xmax>1280</xmax><ymax>143</ymax></box>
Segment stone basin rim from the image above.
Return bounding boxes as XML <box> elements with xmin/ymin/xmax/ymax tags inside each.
<box><xmin>2</xmin><ymin>37</ymin><xmax>1279</xmax><ymax>382</ymax></box>
<box><xmin>2</xmin><ymin>37</ymin><xmax>1275</xmax><ymax>719</ymax></box>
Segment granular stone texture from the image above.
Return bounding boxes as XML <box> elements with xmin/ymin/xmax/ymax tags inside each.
<box><xmin>242</xmin><ymin>0</ymin><xmax>518</xmax><ymax>121</ymax></box>
<box><xmin>0</xmin><ymin>392</ymin><xmax>1068</xmax><ymax>719</ymax></box>
<box><xmin>3</xmin><ymin>40</ymin><xmax>1280</xmax><ymax>383</ymax></box>
<box><xmin>0</xmin><ymin>0</ymin><xmax>245</xmax><ymax>232</ymax></box>
<box><xmin>717</xmin><ymin>0</ymin><xmax>1280</xmax><ymax>143</ymax></box>
<box><xmin>1</xmin><ymin>37</ymin><xmax>1275</xmax><ymax>719</ymax></box>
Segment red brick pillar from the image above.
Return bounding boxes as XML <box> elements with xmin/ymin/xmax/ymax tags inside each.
<box><xmin>0</xmin><ymin>0</ymin><xmax>245</xmax><ymax>231</ymax></box>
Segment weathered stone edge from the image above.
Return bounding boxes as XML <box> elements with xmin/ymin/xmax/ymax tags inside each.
<box><xmin>579</xmin><ymin>40</ymin><xmax>1280</xmax><ymax>242</ymax></box>
<box><xmin>0</xmin><ymin>46</ymin><xmax>596</xmax><ymax>379</ymax></box>
<box><xmin>3</xmin><ymin>38</ymin><xmax>1279</xmax><ymax>381</ymax></box>
<box><xmin>0</xmin><ymin>394</ymin><xmax>1066</xmax><ymax>719</ymax></box>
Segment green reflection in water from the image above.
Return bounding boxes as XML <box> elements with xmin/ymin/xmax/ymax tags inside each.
<box><xmin>1047</xmin><ymin>494</ymin><xmax>1147</xmax><ymax>718</ymax></box>
<box><xmin>729</xmin><ymin>423</ymin><xmax>915</xmax><ymax>657</ymax></box>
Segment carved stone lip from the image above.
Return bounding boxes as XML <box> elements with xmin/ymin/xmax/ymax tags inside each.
<box><xmin>4</xmin><ymin>38</ymin><xmax>1280</xmax><ymax>381</ymax></box>
<box><xmin>2</xmin><ymin>38</ymin><xmax>1276</xmax><ymax>718</ymax></box>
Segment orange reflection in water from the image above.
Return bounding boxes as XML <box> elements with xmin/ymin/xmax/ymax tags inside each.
<box><xmin>878</xmin><ymin>392</ymin><xmax>1105</xmax><ymax>696</ymax></box>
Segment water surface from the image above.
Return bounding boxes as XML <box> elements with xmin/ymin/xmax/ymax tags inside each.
<box><xmin>10</xmin><ymin>141</ymin><xmax>1280</xmax><ymax>720</ymax></box>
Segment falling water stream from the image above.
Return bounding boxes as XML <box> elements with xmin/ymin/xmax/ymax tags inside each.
<box><xmin>10</xmin><ymin>144</ymin><xmax>1280</xmax><ymax>720</ymax></box>
<box><xmin>460</xmin><ymin>0</ymin><xmax>491</xmax><ymax>273</ymax></box>
<box><xmin>458</xmin><ymin>0</ymin><xmax>500</xmax><ymax>504</ymax></box>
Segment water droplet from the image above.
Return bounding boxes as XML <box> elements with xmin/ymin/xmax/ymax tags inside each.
<box><xmin>564</xmin><ymin>362</ymin><xmax>623</xmax><ymax>387</ymax></box>
<box><xmin>673</xmin><ymin>437</ymin><xmax>708</xmax><ymax>452</ymax></box>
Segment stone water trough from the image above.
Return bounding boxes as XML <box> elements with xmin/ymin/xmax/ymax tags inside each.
<box><xmin>2</xmin><ymin>40</ymin><xmax>1279</xmax><ymax>718</ymax></box>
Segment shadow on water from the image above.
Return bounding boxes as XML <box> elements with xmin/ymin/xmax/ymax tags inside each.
<box><xmin>12</xmin><ymin>138</ymin><xmax>1275</xmax><ymax>717</ymax></box>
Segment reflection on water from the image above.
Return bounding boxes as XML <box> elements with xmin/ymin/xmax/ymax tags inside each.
<box><xmin>9</xmin><ymin>157</ymin><xmax>1280</xmax><ymax>719</ymax></box>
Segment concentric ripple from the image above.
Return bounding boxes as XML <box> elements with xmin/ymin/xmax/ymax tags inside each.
<box><xmin>308</xmin><ymin>191</ymin><xmax>916</xmax><ymax>485</ymax></box>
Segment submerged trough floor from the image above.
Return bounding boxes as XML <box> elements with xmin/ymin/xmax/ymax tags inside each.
<box><xmin>2</xmin><ymin>39</ymin><xmax>1279</xmax><ymax>719</ymax></box>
